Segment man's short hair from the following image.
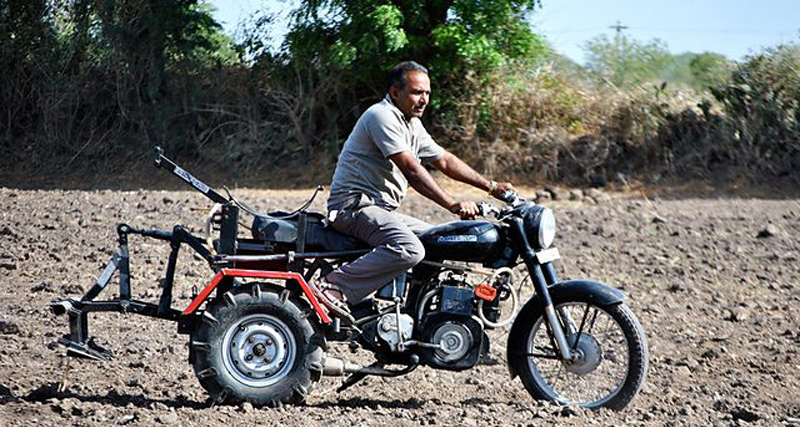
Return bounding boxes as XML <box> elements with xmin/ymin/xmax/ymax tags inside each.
<box><xmin>388</xmin><ymin>61</ymin><xmax>428</xmax><ymax>91</ymax></box>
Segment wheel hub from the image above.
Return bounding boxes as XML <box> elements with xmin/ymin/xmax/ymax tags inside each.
<box><xmin>564</xmin><ymin>332</ymin><xmax>602</xmax><ymax>375</ymax></box>
<box><xmin>222</xmin><ymin>314</ymin><xmax>296</xmax><ymax>387</ymax></box>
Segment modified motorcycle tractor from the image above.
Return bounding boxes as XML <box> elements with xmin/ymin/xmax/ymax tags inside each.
<box><xmin>50</xmin><ymin>147</ymin><xmax>648</xmax><ymax>410</ymax></box>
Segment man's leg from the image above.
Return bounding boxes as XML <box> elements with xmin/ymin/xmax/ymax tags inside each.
<box><xmin>326</xmin><ymin>205</ymin><xmax>425</xmax><ymax>302</ymax></box>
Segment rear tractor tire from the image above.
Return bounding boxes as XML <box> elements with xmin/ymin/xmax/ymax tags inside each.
<box><xmin>190</xmin><ymin>283</ymin><xmax>325</xmax><ymax>406</ymax></box>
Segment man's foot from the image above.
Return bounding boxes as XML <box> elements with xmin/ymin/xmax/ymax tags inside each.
<box><xmin>309</xmin><ymin>278</ymin><xmax>355</xmax><ymax>325</ymax></box>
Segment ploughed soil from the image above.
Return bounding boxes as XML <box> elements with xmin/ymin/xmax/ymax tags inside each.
<box><xmin>0</xmin><ymin>183</ymin><xmax>798</xmax><ymax>426</ymax></box>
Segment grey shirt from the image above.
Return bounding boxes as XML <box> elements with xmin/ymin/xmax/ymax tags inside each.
<box><xmin>328</xmin><ymin>95</ymin><xmax>445</xmax><ymax>211</ymax></box>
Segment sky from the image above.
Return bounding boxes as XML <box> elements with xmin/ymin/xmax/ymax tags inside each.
<box><xmin>209</xmin><ymin>0</ymin><xmax>800</xmax><ymax>64</ymax></box>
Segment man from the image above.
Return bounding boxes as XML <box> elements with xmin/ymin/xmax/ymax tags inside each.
<box><xmin>312</xmin><ymin>61</ymin><xmax>514</xmax><ymax>321</ymax></box>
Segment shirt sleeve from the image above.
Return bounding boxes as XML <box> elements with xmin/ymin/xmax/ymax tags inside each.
<box><xmin>416</xmin><ymin>120</ymin><xmax>445</xmax><ymax>162</ymax></box>
<box><xmin>364</xmin><ymin>108</ymin><xmax>410</xmax><ymax>158</ymax></box>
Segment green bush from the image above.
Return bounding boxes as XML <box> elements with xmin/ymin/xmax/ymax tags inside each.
<box><xmin>710</xmin><ymin>44</ymin><xmax>800</xmax><ymax>176</ymax></box>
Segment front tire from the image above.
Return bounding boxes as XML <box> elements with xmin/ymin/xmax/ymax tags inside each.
<box><xmin>190</xmin><ymin>283</ymin><xmax>325</xmax><ymax>406</ymax></box>
<box><xmin>508</xmin><ymin>298</ymin><xmax>648</xmax><ymax>410</ymax></box>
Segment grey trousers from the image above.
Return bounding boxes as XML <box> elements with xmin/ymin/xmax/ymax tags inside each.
<box><xmin>326</xmin><ymin>200</ymin><xmax>430</xmax><ymax>302</ymax></box>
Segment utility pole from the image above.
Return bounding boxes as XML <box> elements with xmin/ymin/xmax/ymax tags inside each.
<box><xmin>609</xmin><ymin>21</ymin><xmax>628</xmax><ymax>87</ymax></box>
<box><xmin>609</xmin><ymin>20</ymin><xmax>628</xmax><ymax>35</ymax></box>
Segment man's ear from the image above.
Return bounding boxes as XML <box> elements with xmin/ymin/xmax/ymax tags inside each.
<box><xmin>388</xmin><ymin>85</ymin><xmax>399</xmax><ymax>101</ymax></box>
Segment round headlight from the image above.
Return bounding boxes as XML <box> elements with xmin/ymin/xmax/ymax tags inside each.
<box><xmin>522</xmin><ymin>204</ymin><xmax>557</xmax><ymax>249</ymax></box>
<box><xmin>538</xmin><ymin>208</ymin><xmax>556</xmax><ymax>249</ymax></box>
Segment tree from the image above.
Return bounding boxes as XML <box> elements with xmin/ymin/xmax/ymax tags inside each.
<box><xmin>582</xmin><ymin>33</ymin><xmax>672</xmax><ymax>88</ymax></box>
<box><xmin>689</xmin><ymin>52</ymin><xmax>732</xmax><ymax>91</ymax></box>
<box><xmin>281</xmin><ymin>0</ymin><xmax>547</xmax><ymax>98</ymax></box>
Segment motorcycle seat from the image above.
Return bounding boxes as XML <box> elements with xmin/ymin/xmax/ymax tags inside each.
<box><xmin>251</xmin><ymin>211</ymin><xmax>369</xmax><ymax>252</ymax></box>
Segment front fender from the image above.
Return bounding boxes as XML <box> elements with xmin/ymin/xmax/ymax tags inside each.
<box><xmin>506</xmin><ymin>279</ymin><xmax>626</xmax><ymax>378</ymax></box>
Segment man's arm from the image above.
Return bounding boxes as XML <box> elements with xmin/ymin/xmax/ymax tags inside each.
<box><xmin>431</xmin><ymin>151</ymin><xmax>514</xmax><ymax>198</ymax></box>
<box><xmin>389</xmin><ymin>151</ymin><xmax>477</xmax><ymax>217</ymax></box>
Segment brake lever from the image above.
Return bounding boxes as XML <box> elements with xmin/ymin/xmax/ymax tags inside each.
<box><xmin>477</xmin><ymin>202</ymin><xmax>501</xmax><ymax>218</ymax></box>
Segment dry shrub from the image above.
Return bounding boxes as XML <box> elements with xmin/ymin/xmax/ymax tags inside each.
<box><xmin>437</xmin><ymin>65</ymin><xmax>712</xmax><ymax>185</ymax></box>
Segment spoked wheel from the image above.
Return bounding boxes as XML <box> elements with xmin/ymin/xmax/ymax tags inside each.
<box><xmin>510</xmin><ymin>299</ymin><xmax>648</xmax><ymax>410</ymax></box>
<box><xmin>190</xmin><ymin>283</ymin><xmax>325</xmax><ymax>406</ymax></box>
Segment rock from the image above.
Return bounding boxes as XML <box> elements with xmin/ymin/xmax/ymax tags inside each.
<box><xmin>241</xmin><ymin>401</ymin><xmax>254</xmax><ymax>413</ymax></box>
<box><xmin>157</xmin><ymin>412</ymin><xmax>179</xmax><ymax>424</ymax></box>
<box><xmin>676</xmin><ymin>357</ymin><xmax>699</xmax><ymax>371</ymax></box>
<box><xmin>0</xmin><ymin>321</ymin><xmax>20</xmax><ymax>335</ymax></box>
<box><xmin>119</xmin><ymin>414</ymin><xmax>138</xmax><ymax>425</ymax></box>
<box><xmin>700</xmin><ymin>348</ymin><xmax>719</xmax><ymax>359</ymax></box>
<box><xmin>150</xmin><ymin>402</ymin><xmax>168</xmax><ymax>411</ymax></box>
<box><xmin>0</xmin><ymin>256</ymin><xmax>17</xmax><ymax>270</ymax></box>
<box><xmin>652</xmin><ymin>214</ymin><xmax>667</xmax><ymax>224</ymax></box>
<box><xmin>559</xmin><ymin>406</ymin><xmax>580</xmax><ymax>417</ymax></box>
<box><xmin>568</xmin><ymin>189</ymin><xmax>584</xmax><ymax>201</ymax></box>
<box><xmin>536</xmin><ymin>191</ymin><xmax>552</xmax><ymax>203</ymax></box>
<box><xmin>757</xmin><ymin>224</ymin><xmax>779</xmax><ymax>238</ymax></box>
<box><xmin>586</xmin><ymin>188</ymin><xmax>611</xmax><ymax>203</ymax></box>
<box><xmin>31</xmin><ymin>282</ymin><xmax>54</xmax><ymax>293</ymax></box>
<box><xmin>0</xmin><ymin>225</ymin><xmax>15</xmax><ymax>236</ymax></box>
<box><xmin>723</xmin><ymin>308</ymin><xmax>747</xmax><ymax>322</ymax></box>
<box><xmin>60</xmin><ymin>283</ymin><xmax>84</xmax><ymax>295</ymax></box>
<box><xmin>730</xmin><ymin>408</ymin><xmax>760</xmax><ymax>422</ymax></box>
<box><xmin>667</xmin><ymin>283</ymin><xmax>683</xmax><ymax>293</ymax></box>
<box><xmin>545</xmin><ymin>186</ymin><xmax>562</xmax><ymax>200</ymax></box>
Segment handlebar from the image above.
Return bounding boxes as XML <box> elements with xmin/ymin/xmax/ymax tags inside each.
<box><xmin>476</xmin><ymin>191</ymin><xmax>526</xmax><ymax>219</ymax></box>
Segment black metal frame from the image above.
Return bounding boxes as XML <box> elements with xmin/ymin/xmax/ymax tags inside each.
<box><xmin>51</xmin><ymin>222</ymin><xmax>215</xmax><ymax>360</ymax></box>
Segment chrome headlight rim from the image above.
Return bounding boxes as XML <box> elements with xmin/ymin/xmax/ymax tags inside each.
<box><xmin>538</xmin><ymin>207</ymin><xmax>556</xmax><ymax>249</ymax></box>
<box><xmin>522</xmin><ymin>204</ymin><xmax>557</xmax><ymax>250</ymax></box>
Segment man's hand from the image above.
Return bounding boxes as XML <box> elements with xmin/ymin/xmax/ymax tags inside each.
<box><xmin>449</xmin><ymin>201</ymin><xmax>479</xmax><ymax>219</ymax></box>
<box><xmin>490</xmin><ymin>182</ymin><xmax>516</xmax><ymax>200</ymax></box>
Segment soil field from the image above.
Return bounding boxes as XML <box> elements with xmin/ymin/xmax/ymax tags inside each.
<box><xmin>0</xmin><ymin>185</ymin><xmax>798</xmax><ymax>426</ymax></box>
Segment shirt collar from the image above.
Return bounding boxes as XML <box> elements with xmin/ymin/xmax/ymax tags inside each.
<box><xmin>383</xmin><ymin>94</ymin><xmax>413</xmax><ymax>124</ymax></box>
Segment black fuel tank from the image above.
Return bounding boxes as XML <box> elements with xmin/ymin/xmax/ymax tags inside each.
<box><xmin>419</xmin><ymin>220</ymin><xmax>504</xmax><ymax>263</ymax></box>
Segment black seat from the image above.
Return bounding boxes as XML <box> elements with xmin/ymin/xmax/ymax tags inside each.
<box><xmin>251</xmin><ymin>211</ymin><xmax>368</xmax><ymax>252</ymax></box>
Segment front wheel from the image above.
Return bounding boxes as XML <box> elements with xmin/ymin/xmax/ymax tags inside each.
<box><xmin>508</xmin><ymin>299</ymin><xmax>648</xmax><ymax>410</ymax></box>
<box><xmin>190</xmin><ymin>283</ymin><xmax>325</xmax><ymax>406</ymax></box>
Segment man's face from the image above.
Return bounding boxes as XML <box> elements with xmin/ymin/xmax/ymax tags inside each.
<box><xmin>390</xmin><ymin>71</ymin><xmax>431</xmax><ymax>120</ymax></box>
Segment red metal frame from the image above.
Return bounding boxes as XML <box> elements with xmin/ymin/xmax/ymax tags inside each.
<box><xmin>182</xmin><ymin>268</ymin><xmax>332</xmax><ymax>324</ymax></box>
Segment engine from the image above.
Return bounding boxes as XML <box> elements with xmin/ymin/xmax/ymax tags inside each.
<box><xmin>418</xmin><ymin>283</ymin><xmax>484</xmax><ymax>371</ymax></box>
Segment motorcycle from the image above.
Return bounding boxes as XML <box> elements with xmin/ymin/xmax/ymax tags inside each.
<box><xmin>50</xmin><ymin>147</ymin><xmax>648</xmax><ymax>410</ymax></box>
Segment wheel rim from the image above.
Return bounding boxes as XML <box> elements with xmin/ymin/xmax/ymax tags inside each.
<box><xmin>222</xmin><ymin>313</ymin><xmax>297</xmax><ymax>388</ymax></box>
<box><xmin>525</xmin><ymin>302</ymin><xmax>629</xmax><ymax>407</ymax></box>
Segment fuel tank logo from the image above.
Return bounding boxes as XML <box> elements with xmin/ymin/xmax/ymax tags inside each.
<box><xmin>436</xmin><ymin>235</ymin><xmax>478</xmax><ymax>243</ymax></box>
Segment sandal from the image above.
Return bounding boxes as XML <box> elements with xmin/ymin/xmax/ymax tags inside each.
<box><xmin>309</xmin><ymin>278</ymin><xmax>355</xmax><ymax>325</ymax></box>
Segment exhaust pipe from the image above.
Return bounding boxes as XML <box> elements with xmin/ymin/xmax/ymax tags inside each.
<box><xmin>322</xmin><ymin>356</ymin><xmax>363</xmax><ymax>376</ymax></box>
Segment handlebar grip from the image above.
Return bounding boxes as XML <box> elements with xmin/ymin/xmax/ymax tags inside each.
<box><xmin>500</xmin><ymin>190</ymin><xmax>518</xmax><ymax>203</ymax></box>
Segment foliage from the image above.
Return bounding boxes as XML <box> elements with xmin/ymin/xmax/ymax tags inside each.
<box><xmin>689</xmin><ymin>52</ymin><xmax>733</xmax><ymax>91</ymax></box>
<box><xmin>1</xmin><ymin>0</ymin><xmax>798</xmax><ymax>188</ymax></box>
<box><xmin>582</xmin><ymin>33</ymin><xmax>672</xmax><ymax>88</ymax></box>
<box><xmin>0</xmin><ymin>0</ymin><xmax>237</xmax><ymax>167</ymax></box>
<box><xmin>710</xmin><ymin>44</ymin><xmax>800</xmax><ymax>175</ymax></box>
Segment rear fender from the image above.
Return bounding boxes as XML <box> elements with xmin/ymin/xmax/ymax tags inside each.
<box><xmin>506</xmin><ymin>280</ymin><xmax>625</xmax><ymax>378</ymax></box>
<box><xmin>183</xmin><ymin>268</ymin><xmax>331</xmax><ymax>324</ymax></box>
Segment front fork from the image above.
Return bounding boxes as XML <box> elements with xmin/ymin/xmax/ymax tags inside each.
<box><xmin>511</xmin><ymin>219</ymin><xmax>577</xmax><ymax>361</ymax></box>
